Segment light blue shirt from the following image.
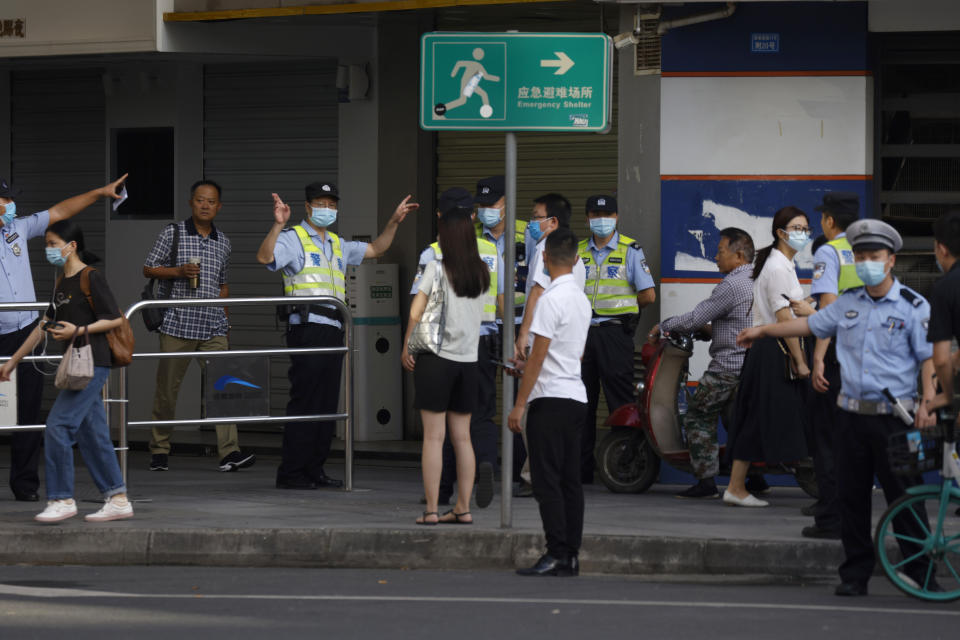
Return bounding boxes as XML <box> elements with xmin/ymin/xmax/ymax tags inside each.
<box><xmin>0</xmin><ymin>210</ymin><xmax>50</xmax><ymax>335</ymax></box>
<box><xmin>810</xmin><ymin>232</ymin><xmax>845</xmax><ymax>298</ymax></box>
<box><xmin>585</xmin><ymin>231</ymin><xmax>655</xmax><ymax>326</ymax></box>
<box><xmin>411</xmin><ymin>243</ymin><xmax>503</xmax><ymax>337</ymax></box>
<box><xmin>808</xmin><ymin>278</ymin><xmax>932</xmax><ymax>401</ymax></box>
<box><xmin>267</xmin><ymin>220</ymin><xmax>368</xmax><ymax>328</ymax></box>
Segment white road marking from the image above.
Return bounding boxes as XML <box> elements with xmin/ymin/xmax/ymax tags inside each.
<box><xmin>0</xmin><ymin>584</ymin><xmax>957</xmax><ymax>616</ymax></box>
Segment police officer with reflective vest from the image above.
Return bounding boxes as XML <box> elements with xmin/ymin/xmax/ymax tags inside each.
<box><xmin>578</xmin><ymin>195</ymin><xmax>656</xmax><ymax>483</ymax></box>
<box><xmin>474</xmin><ymin>176</ymin><xmax>528</xmax><ymax>326</ymax></box>
<box><xmin>797</xmin><ymin>192</ymin><xmax>863</xmax><ymax>539</ymax></box>
<box><xmin>257</xmin><ymin>182</ymin><xmax>418</xmax><ymax>490</ymax></box>
<box><xmin>403</xmin><ymin>186</ymin><xmax>503</xmax><ymax>508</ymax></box>
<box><xmin>738</xmin><ymin>219</ymin><xmax>938</xmax><ymax>597</ymax></box>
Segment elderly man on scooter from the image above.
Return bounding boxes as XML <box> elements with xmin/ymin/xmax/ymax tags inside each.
<box><xmin>648</xmin><ymin>227</ymin><xmax>755</xmax><ymax>499</ymax></box>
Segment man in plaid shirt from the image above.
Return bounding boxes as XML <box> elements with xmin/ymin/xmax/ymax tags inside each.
<box><xmin>143</xmin><ymin>180</ymin><xmax>255</xmax><ymax>473</ymax></box>
<box><xmin>649</xmin><ymin>227</ymin><xmax>754</xmax><ymax>499</ymax></box>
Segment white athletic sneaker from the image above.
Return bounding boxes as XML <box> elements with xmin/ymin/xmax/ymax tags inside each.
<box><xmin>35</xmin><ymin>499</ymin><xmax>78</xmax><ymax>523</ymax></box>
<box><xmin>84</xmin><ymin>496</ymin><xmax>134</xmax><ymax>522</ymax></box>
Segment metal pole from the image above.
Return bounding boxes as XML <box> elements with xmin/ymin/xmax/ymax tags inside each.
<box><xmin>343</xmin><ymin>313</ymin><xmax>354</xmax><ymax>491</ymax></box>
<box><xmin>501</xmin><ymin>131</ymin><xmax>517</xmax><ymax>529</ymax></box>
<box><xmin>119</xmin><ymin>365</ymin><xmax>129</xmax><ymax>486</ymax></box>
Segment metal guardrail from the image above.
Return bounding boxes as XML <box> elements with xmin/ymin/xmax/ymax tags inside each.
<box><xmin>0</xmin><ymin>296</ymin><xmax>357</xmax><ymax>492</ymax></box>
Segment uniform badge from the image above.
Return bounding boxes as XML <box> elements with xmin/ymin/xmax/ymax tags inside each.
<box><xmin>608</xmin><ymin>256</ymin><xmax>623</xmax><ymax>264</ymax></box>
<box><xmin>844</xmin><ymin>310</ymin><xmax>858</xmax><ymax>319</ymax></box>
<box><xmin>813</xmin><ymin>262</ymin><xmax>826</xmax><ymax>280</ymax></box>
<box><xmin>4</xmin><ymin>232</ymin><xmax>18</xmax><ymax>243</ymax></box>
<box><xmin>11</xmin><ymin>243</ymin><xmax>20</xmax><ymax>257</ymax></box>
<box><xmin>640</xmin><ymin>258</ymin><xmax>651</xmax><ymax>274</ymax></box>
<box><xmin>581</xmin><ymin>256</ymin><xmax>591</xmax><ymax>265</ymax></box>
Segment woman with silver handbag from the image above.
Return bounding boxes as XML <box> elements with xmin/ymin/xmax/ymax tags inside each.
<box><xmin>0</xmin><ymin>219</ymin><xmax>131</xmax><ymax>523</ymax></box>
<box><xmin>402</xmin><ymin>201</ymin><xmax>490</xmax><ymax>526</ymax></box>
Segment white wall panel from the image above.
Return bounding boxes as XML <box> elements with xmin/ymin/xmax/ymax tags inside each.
<box><xmin>661</xmin><ymin>76</ymin><xmax>872</xmax><ymax>176</ymax></box>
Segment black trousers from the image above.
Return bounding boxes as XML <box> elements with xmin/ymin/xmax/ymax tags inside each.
<box><xmin>809</xmin><ymin>353</ymin><xmax>841</xmax><ymax>528</ymax></box>
<box><xmin>440</xmin><ymin>334</ymin><xmax>498</xmax><ymax>496</ymax></box>
<box><xmin>581</xmin><ymin>323</ymin><xmax>635</xmax><ymax>481</ymax></box>
<box><xmin>527</xmin><ymin>397</ymin><xmax>586</xmax><ymax>559</ymax></box>
<box><xmin>278</xmin><ymin>323</ymin><xmax>344</xmax><ymax>483</ymax></box>
<box><xmin>836</xmin><ymin>410</ymin><xmax>931</xmax><ymax>585</ymax></box>
<box><xmin>0</xmin><ymin>320</ymin><xmax>43</xmax><ymax>496</ymax></box>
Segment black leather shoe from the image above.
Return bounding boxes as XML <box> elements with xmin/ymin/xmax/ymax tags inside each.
<box><xmin>516</xmin><ymin>554</ymin><xmax>573</xmax><ymax>577</ymax></box>
<box><xmin>801</xmin><ymin>501</ymin><xmax>823</xmax><ymax>517</ymax></box>
<box><xmin>276</xmin><ymin>477</ymin><xmax>317</xmax><ymax>490</ymax></box>
<box><xmin>569</xmin><ymin>555</ymin><xmax>580</xmax><ymax>576</ymax></box>
<box><xmin>802</xmin><ymin>525</ymin><xmax>840</xmax><ymax>540</ymax></box>
<box><xmin>315</xmin><ymin>474</ymin><xmax>343</xmax><ymax>488</ymax></box>
<box><xmin>514</xmin><ymin>480</ymin><xmax>534</xmax><ymax>498</ymax></box>
<box><xmin>834</xmin><ymin>582</ymin><xmax>868</xmax><ymax>596</ymax></box>
<box><xmin>13</xmin><ymin>490</ymin><xmax>39</xmax><ymax>502</ymax></box>
<box><xmin>676</xmin><ymin>479</ymin><xmax>719</xmax><ymax>499</ymax></box>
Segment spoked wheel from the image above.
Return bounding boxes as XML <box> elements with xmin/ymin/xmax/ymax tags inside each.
<box><xmin>874</xmin><ymin>490</ymin><xmax>960</xmax><ymax>602</ymax></box>
<box><xmin>597</xmin><ymin>429</ymin><xmax>660</xmax><ymax>494</ymax></box>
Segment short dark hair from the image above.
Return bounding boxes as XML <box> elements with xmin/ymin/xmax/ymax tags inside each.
<box><xmin>933</xmin><ymin>210</ymin><xmax>960</xmax><ymax>257</ymax></box>
<box><xmin>810</xmin><ymin>233</ymin><xmax>828</xmax><ymax>256</ymax></box>
<box><xmin>190</xmin><ymin>179</ymin><xmax>222</xmax><ymax>200</ymax></box>
<box><xmin>719</xmin><ymin>227</ymin><xmax>755</xmax><ymax>263</ymax></box>
<box><xmin>533</xmin><ymin>193</ymin><xmax>572</xmax><ymax>229</ymax></box>
<box><xmin>544</xmin><ymin>227</ymin><xmax>579</xmax><ymax>267</ymax></box>
<box><xmin>823</xmin><ymin>209</ymin><xmax>858</xmax><ymax>232</ymax></box>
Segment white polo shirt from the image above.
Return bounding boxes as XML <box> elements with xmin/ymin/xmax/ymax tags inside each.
<box><xmin>529</xmin><ymin>237</ymin><xmax>586</xmax><ymax>295</ymax></box>
<box><xmin>528</xmin><ymin>273</ymin><xmax>591</xmax><ymax>404</ymax></box>
<box><xmin>752</xmin><ymin>247</ymin><xmax>803</xmax><ymax>326</ymax></box>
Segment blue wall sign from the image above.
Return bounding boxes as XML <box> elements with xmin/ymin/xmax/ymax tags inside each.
<box><xmin>750</xmin><ymin>32</ymin><xmax>780</xmax><ymax>53</ymax></box>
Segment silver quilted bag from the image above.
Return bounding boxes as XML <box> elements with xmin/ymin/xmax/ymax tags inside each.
<box><xmin>407</xmin><ymin>261</ymin><xmax>446</xmax><ymax>355</ymax></box>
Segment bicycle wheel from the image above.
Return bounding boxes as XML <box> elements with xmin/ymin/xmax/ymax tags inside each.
<box><xmin>874</xmin><ymin>490</ymin><xmax>960</xmax><ymax>602</ymax></box>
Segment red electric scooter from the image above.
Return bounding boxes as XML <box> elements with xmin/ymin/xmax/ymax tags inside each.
<box><xmin>596</xmin><ymin>332</ymin><xmax>818</xmax><ymax>496</ymax></box>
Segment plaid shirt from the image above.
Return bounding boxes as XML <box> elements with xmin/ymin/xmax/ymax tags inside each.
<box><xmin>661</xmin><ymin>264</ymin><xmax>753</xmax><ymax>375</ymax></box>
<box><xmin>144</xmin><ymin>218</ymin><xmax>231</xmax><ymax>340</ymax></box>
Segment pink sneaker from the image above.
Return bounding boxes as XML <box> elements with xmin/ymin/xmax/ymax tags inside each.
<box><xmin>85</xmin><ymin>496</ymin><xmax>133</xmax><ymax>522</ymax></box>
<box><xmin>35</xmin><ymin>499</ymin><xmax>78</xmax><ymax>523</ymax></box>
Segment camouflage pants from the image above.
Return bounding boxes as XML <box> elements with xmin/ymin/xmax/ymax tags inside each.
<box><xmin>683</xmin><ymin>370</ymin><xmax>739</xmax><ymax>479</ymax></box>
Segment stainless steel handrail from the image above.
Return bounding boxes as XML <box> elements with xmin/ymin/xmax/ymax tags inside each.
<box><xmin>0</xmin><ymin>304</ymin><xmax>62</xmax><ymax>433</ymax></box>
<box><xmin>121</xmin><ymin>295</ymin><xmax>356</xmax><ymax>490</ymax></box>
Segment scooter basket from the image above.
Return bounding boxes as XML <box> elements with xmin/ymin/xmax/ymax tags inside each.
<box><xmin>887</xmin><ymin>428</ymin><xmax>943</xmax><ymax>476</ymax></box>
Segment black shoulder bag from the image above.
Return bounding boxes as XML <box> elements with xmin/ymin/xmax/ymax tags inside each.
<box><xmin>140</xmin><ymin>223</ymin><xmax>179</xmax><ymax>332</ymax></box>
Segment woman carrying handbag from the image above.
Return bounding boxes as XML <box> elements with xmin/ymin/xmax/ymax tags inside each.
<box><xmin>0</xmin><ymin>219</ymin><xmax>132</xmax><ymax>523</ymax></box>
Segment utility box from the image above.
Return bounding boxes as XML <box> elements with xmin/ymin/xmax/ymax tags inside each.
<box><xmin>345</xmin><ymin>263</ymin><xmax>403</xmax><ymax>441</ymax></box>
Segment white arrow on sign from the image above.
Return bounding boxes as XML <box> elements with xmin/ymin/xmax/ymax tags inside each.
<box><xmin>540</xmin><ymin>51</ymin><xmax>574</xmax><ymax>76</ymax></box>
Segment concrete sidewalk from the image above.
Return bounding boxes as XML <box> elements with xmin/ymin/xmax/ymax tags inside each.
<box><xmin>0</xmin><ymin>451</ymin><xmax>850</xmax><ymax>577</ymax></box>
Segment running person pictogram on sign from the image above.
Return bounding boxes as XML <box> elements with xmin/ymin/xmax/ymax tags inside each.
<box><xmin>434</xmin><ymin>48</ymin><xmax>501</xmax><ymax>119</ymax></box>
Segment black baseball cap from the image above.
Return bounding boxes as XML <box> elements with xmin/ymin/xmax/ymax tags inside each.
<box><xmin>814</xmin><ymin>192</ymin><xmax>859</xmax><ymax>216</ymax></box>
<box><xmin>438</xmin><ymin>187</ymin><xmax>474</xmax><ymax>215</ymax></box>
<box><xmin>586</xmin><ymin>194</ymin><xmax>617</xmax><ymax>214</ymax></box>
<box><xmin>305</xmin><ymin>181</ymin><xmax>339</xmax><ymax>201</ymax></box>
<box><xmin>475</xmin><ymin>176</ymin><xmax>505</xmax><ymax>205</ymax></box>
<box><xmin>0</xmin><ymin>177</ymin><xmax>20</xmax><ymax>199</ymax></box>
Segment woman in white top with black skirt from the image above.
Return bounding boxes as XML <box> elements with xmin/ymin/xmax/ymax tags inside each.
<box><xmin>402</xmin><ymin>206</ymin><xmax>490</xmax><ymax>526</ymax></box>
<box><xmin>725</xmin><ymin>206</ymin><xmax>811</xmax><ymax>507</ymax></box>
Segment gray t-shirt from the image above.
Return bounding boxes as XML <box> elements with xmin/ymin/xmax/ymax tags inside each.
<box><xmin>418</xmin><ymin>260</ymin><xmax>483</xmax><ymax>363</ymax></box>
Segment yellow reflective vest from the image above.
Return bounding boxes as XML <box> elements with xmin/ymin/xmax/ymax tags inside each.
<box><xmin>282</xmin><ymin>226</ymin><xmax>346</xmax><ymax>302</ymax></box>
<box><xmin>579</xmin><ymin>233</ymin><xmax>640</xmax><ymax>316</ymax></box>
<box><xmin>827</xmin><ymin>236</ymin><xmax>863</xmax><ymax>293</ymax></box>
<box><xmin>430</xmin><ymin>238</ymin><xmax>499</xmax><ymax>322</ymax></box>
<box><xmin>476</xmin><ymin>219</ymin><xmax>528</xmax><ymax>313</ymax></box>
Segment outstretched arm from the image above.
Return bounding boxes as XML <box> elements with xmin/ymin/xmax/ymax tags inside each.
<box><xmin>364</xmin><ymin>195</ymin><xmax>419</xmax><ymax>259</ymax></box>
<box><xmin>48</xmin><ymin>174</ymin><xmax>127</xmax><ymax>226</ymax></box>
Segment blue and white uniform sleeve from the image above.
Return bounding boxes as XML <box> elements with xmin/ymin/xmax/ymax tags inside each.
<box><xmin>341</xmin><ymin>240</ymin><xmax>369</xmax><ymax>267</ymax></box>
<box><xmin>626</xmin><ymin>246</ymin><xmax>656</xmax><ymax>291</ymax></box>
<box><xmin>21</xmin><ymin>210</ymin><xmax>50</xmax><ymax>240</ymax></box>
<box><xmin>810</xmin><ymin>244</ymin><xmax>840</xmax><ymax>297</ymax></box>
<box><xmin>410</xmin><ymin>247</ymin><xmax>436</xmax><ymax>295</ymax></box>
<box><xmin>266</xmin><ymin>228</ymin><xmax>304</xmax><ymax>274</ymax></box>
<box><xmin>910</xmin><ymin>299</ymin><xmax>934</xmax><ymax>362</ymax></box>
<box><xmin>807</xmin><ymin>295</ymin><xmax>845</xmax><ymax>339</ymax></box>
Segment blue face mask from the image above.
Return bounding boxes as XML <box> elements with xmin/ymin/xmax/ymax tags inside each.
<box><xmin>528</xmin><ymin>220</ymin><xmax>544</xmax><ymax>243</ymax></box>
<box><xmin>785</xmin><ymin>230</ymin><xmax>811</xmax><ymax>252</ymax></box>
<box><xmin>45</xmin><ymin>246</ymin><xmax>70</xmax><ymax>267</ymax></box>
<box><xmin>855</xmin><ymin>260</ymin><xmax>888</xmax><ymax>286</ymax></box>
<box><xmin>477</xmin><ymin>207</ymin><xmax>502</xmax><ymax>228</ymax></box>
<box><xmin>311</xmin><ymin>207</ymin><xmax>337</xmax><ymax>228</ymax></box>
<box><xmin>589</xmin><ymin>217</ymin><xmax>617</xmax><ymax>238</ymax></box>
<box><xmin>1</xmin><ymin>201</ymin><xmax>15</xmax><ymax>226</ymax></box>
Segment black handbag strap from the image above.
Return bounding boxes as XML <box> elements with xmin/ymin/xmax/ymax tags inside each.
<box><xmin>148</xmin><ymin>222</ymin><xmax>180</xmax><ymax>297</ymax></box>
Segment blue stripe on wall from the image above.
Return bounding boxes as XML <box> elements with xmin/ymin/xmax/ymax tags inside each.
<box><xmin>661</xmin><ymin>1</ymin><xmax>869</xmax><ymax>73</ymax></box>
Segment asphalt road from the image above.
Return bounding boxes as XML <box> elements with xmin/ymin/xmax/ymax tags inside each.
<box><xmin>0</xmin><ymin>566</ymin><xmax>958</xmax><ymax>639</ymax></box>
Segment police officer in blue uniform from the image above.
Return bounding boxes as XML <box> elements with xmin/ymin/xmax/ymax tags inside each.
<box><xmin>739</xmin><ymin>218</ymin><xmax>938</xmax><ymax>597</ymax></box>
<box><xmin>0</xmin><ymin>174</ymin><xmax>127</xmax><ymax>502</ymax></box>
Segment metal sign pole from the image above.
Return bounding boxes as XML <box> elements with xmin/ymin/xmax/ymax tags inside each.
<box><xmin>500</xmin><ymin>131</ymin><xmax>517</xmax><ymax>529</ymax></box>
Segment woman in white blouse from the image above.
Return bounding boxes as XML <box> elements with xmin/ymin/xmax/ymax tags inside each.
<box><xmin>724</xmin><ymin>206</ymin><xmax>812</xmax><ymax>507</ymax></box>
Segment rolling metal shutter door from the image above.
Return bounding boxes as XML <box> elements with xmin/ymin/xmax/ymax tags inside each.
<box><xmin>203</xmin><ymin>61</ymin><xmax>338</xmax><ymax>423</ymax></box>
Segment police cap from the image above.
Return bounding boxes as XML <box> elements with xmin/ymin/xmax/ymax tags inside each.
<box><xmin>847</xmin><ymin>218</ymin><xmax>903</xmax><ymax>253</ymax></box>
<box><xmin>586</xmin><ymin>194</ymin><xmax>617</xmax><ymax>214</ymax></box>
<box><xmin>0</xmin><ymin>176</ymin><xmax>20</xmax><ymax>199</ymax></box>
<box><xmin>474</xmin><ymin>176</ymin><xmax>504</xmax><ymax>205</ymax></box>
<box><xmin>438</xmin><ymin>187</ymin><xmax>474</xmax><ymax>215</ymax></box>
<box><xmin>305</xmin><ymin>181</ymin><xmax>339</xmax><ymax>202</ymax></box>
<box><xmin>814</xmin><ymin>191</ymin><xmax>859</xmax><ymax>216</ymax></box>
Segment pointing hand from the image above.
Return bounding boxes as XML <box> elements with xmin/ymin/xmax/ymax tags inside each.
<box><xmin>272</xmin><ymin>193</ymin><xmax>290</xmax><ymax>226</ymax></box>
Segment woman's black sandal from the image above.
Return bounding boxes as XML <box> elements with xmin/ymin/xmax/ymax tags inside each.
<box><xmin>416</xmin><ymin>511</ymin><xmax>439</xmax><ymax>526</ymax></box>
<box><xmin>439</xmin><ymin>509</ymin><xmax>472</xmax><ymax>525</ymax></box>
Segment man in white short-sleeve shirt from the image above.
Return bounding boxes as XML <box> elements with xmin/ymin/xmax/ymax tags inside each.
<box><xmin>508</xmin><ymin>227</ymin><xmax>591</xmax><ymax>577</ymax></box>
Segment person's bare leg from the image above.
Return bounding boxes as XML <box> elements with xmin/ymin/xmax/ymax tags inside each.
<box><xmin>418</xmin><ymin>409</ymin><xmax>445</xmax><ymax>524</ymax></box>
<box><xmin>444</xmin><ymin>410</ymin><xmax>475</xmax><ymax>522</ymax></box>
<box><xmin>727</xmin><ymin>459</ymin><xmax>751</xmax><ymax>499</ymax></box>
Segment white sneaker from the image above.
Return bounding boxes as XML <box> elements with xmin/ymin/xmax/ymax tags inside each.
<box><xmin>35</xmin><ymin>499</ymin><xmax>78</xmax><ymax>523</ymax></box>
<box><xmin>722</xmin><ymin>489</ymin><xmax>769</xmax><ymax>508</ymax></box>
<box><xmin>85</xmin><ymin>496</ymin><xmax>133</xmax><ymax>522</ymax></box>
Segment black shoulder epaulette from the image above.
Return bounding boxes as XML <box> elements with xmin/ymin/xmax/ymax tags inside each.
<box><xmin>900</xmin><ymin>287</ymin><xmax>923</xmax><ymax>307</ymax></box>
<box><xmin>630</xmin><ymin>241</ymin><xmax>642</xmax><ymax>251</ymax></box>
<box><xmin>842</xmin><ymin>286</ymin><xmax>864</xmax><ymax>296</ymax></box>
